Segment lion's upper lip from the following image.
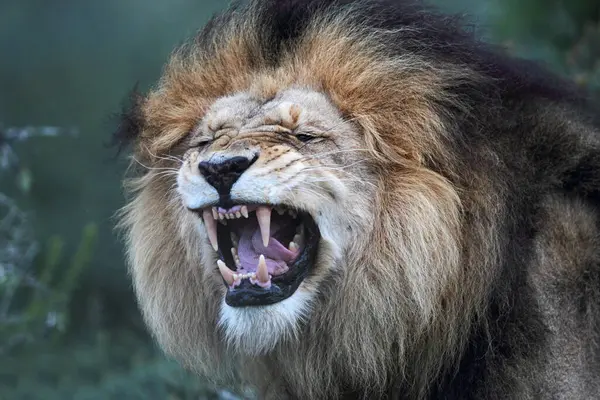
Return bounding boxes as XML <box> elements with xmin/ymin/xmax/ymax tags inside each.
<box><xmin>194</xmin><ymin>202</ymin><xmax>320</xmax><ymax>307</ymax></box>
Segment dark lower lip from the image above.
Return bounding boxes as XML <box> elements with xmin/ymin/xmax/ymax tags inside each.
<box><xmin>216</xmin><ymin>209</ymin><xmax>320</xmax><ymax>307</ymax></box>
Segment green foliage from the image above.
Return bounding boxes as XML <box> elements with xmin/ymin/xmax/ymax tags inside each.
<box><xmin>24</xmin><ymin>223</ymin><xmax>97</xmax><ymax>338</ymax></box>
<box><xmin>492</xmin><ymin>0</ymin><xmax>600</xmax><ymax>97</ymax></box>
<box><xmin>0</xmin><ymin>330</ymin><xmax>247</xmax><ymax>400</ymax></box>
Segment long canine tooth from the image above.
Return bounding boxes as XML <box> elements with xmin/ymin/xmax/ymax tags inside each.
<box><xmin>212</xmin><ymin>207</ymin><xmax>219</xmax><ymax>220</ymax></box>
<box><xmin>256</xmin><ymin>206</ymin><xmax>272</xmax><ymax>247</ymax></box>
<box><xmin>231</xmin><ymin>247</ymin><xmax>237</xmax><ymax>258</ymax></box>
<box><xmin>217</xmin><ymin>260</ymin><xmax>234</xmax><ymax>286</ymax></box>
<box><xmin>202</xmin><ymin>209</ymin><xmax>219</xmax><ymax>251</ymax></box>
<box><xmin>257</xmin><ymin>254</ymin><xmax>269</xmax><ymax>283</ymax></box>
<box><xmin>241</xmin><ymin>206</ymin><xmax>249</xmax><ymax>218</ymax></box>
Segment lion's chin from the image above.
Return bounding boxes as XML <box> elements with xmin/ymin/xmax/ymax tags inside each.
<box><xmin>217</xmin><ymin>288</ymin><xmax>316</xmax><ymax>355</ymax></box>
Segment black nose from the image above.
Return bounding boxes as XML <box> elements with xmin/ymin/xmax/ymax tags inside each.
<box><xmin>198</xmin><ymin>155</ymin><xmax>258</xmax><ymax>196</ymax></box>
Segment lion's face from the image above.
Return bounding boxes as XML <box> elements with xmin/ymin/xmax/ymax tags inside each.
<box><xmin>118</xmin><ymin>2</ymin><xmax>485</xmax><ymax>395</ymax></box>
<box><xmin>176</xmin><ymin>88</ymin><xmax>376</xmax><ymax>354</ymax></box>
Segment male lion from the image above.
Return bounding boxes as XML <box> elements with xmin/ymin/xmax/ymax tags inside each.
<box><xmin>114</xmin><ymin>0</ymin><xmax>600</xmax><ymax>398</ymax></box>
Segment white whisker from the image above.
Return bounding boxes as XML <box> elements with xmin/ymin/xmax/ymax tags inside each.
<box><xmin>141</xmin><ymin>143</ymin><xmax>184</xmax><ymax>165</ymax></box>
<box><xmin>132</xmin><ymin>157</ymin><xmax>179</xmax><ymax>173</ymax></box>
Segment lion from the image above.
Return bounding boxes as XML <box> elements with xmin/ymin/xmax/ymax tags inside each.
<box><xmin>113</xmin><ymin>0</ymin><xmax>600</xmax><ymax>398</ymax></box>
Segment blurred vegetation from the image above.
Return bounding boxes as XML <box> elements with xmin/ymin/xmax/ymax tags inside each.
<box><xmin>492</xmin><ymin>0</ymin><xmax>600</xmax><ymax>97</ymax></box>
<box><xmin>0</xmin><ymin>0</ymin><xmax>598</xmax><ymax>399</ymax></box>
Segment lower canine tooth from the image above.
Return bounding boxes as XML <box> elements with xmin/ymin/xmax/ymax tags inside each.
<box><xmin>257</xmin><ymin>254</ymin><xmax>270</xmax><ymax>283</ymax></box>
<box><xmin>289</xmin><ymin>241</ymin><xmax>299</xmax><ymax>252</ymax></box>
<box><xmin>217</xmin><ymin>260</ymin><xmax>234</xmax><ymax>286</ymax></box>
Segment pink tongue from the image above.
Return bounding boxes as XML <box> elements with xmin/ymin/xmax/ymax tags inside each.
<box><xmin>237</xmin><ymin>222</ymin><xmax>296</xmax><ymax>276</ymax></box>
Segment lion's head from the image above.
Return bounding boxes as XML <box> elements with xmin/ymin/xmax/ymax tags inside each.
<box><xmin>115</xmin><ymin>0</ymin><xmax>515</xmax><ymax>397</ymax></box>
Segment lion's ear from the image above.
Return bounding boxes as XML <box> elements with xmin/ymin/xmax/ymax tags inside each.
<box><xmin>110</xmin><ymin>85</ymin><xmax>146</xmax><ymax>155</ymax></box>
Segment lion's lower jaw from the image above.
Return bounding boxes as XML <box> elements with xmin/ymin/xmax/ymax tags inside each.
<box><xmin>217</xmin><ymin>287</ymin><xmax>316</xmax><ymax>356</ymax></box>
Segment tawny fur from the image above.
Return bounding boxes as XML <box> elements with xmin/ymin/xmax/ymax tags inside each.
<box><xmin>115</xmin><ymin>1</ymin><xmax>600</xmax><ymax>399</ymax></box>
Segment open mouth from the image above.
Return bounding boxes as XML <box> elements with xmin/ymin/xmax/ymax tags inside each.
<box><xmin>196</xmin><ymin>204</ymin><xmax>320</xmax><ymax>307</ymax></box>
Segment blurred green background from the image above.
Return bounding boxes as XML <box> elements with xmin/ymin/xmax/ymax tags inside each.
<box><xmin>0</xmin><ymin>0</ymin><xmax>598</xmax><ymax>399</ymax></box>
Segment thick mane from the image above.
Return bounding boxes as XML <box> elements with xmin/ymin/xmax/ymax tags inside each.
<box><xmin>136</xmin><ymin>0</ymin><xmax>594</xmax><ymax>162</ymax></box>
<box><xmin>117</xmin><ymin>1</ymin><xmax>600</xmax><ymax>399</ymax></box>
<box><xmin>118</xmin><ymin>0</ymin><xmax>592</xmax><ymax>157</ymax></box>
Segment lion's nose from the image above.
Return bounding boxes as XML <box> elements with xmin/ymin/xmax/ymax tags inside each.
<box><xmin>198</xmin><ymin>155</ymin><xmax>258</xmax><ymax>196</ymax></box>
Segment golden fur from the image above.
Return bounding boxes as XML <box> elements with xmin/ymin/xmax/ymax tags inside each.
<box><xmin>114</xmin><ymin>1</ymin><xmax>600</xmax><ymax>398</ymax></box>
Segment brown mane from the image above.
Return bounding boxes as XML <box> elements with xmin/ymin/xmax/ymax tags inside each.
<box><xmin>116</xmin><ymin>1</ymin><xmax>600</xmax><ymax>399</ymax></box>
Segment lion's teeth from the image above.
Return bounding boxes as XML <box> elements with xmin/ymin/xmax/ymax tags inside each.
<box><xmin>230</xmin><ymin>246</ymin><xmax>241</xmax><ymax>266</ymax></box>
<box><xmin>202</xmin><ymin>209</ymin><xmax>219</xmax><ymax>251</ymax></box>
<box><xmin>231</xmin><ymin>232</ymin><xmax>239</xmax><ymax>247</ymax></box>
<box><xmin>293</xmin><ymin>233</ymin><xmax>303</xmax><ymax>248</ymax></box>
<box><xmin>257</xmin><ymin>254</ymin><xmax>270</xmax><ymax>283</ymax></box>
<box><xmin>241</xmin><ymin>205</ymin><xmax>249</xmax><ymax>218</ymax></box>
<box><xmin>217</xmin><ymin>260</ymin><xmax>234</xmax><ymax>286</ymax></box>
<box><xmin>211</xmin><ymin>207</ymin><xmax>219</xmax><ymax>220</ymax></box>
<box><xmin>235</xmin><ymin>211</ymin><xmax>242</xmax><ymax>219</ymax></box>
<box><xmin>232</xmin><ymin>272</ymin><xmax>256</xmax><ymax>280</ymax></box>
<box><xmin>256</xmin><ymin>206</ymin><xmax>271</xmax><ymax>247</ymax></box>
<box><xmin>289</xmin><ymin>241</ymin><xmax>299</xmax><ymax>252</ymax></box>
<box><xmin>218</xmin><ymin>213</ymin><xmax>225</xmax><ymax>220</ymax></box>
